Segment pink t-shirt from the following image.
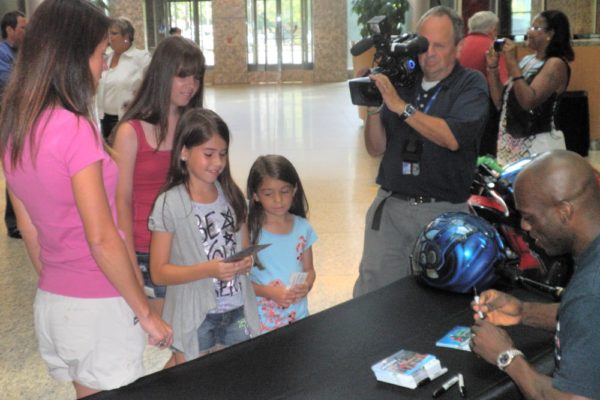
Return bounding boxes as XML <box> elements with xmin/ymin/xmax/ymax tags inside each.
<box><xmin>3</xmin><ymin>108</ymin><xmax>120</xmax><ymax>298</ymax></box>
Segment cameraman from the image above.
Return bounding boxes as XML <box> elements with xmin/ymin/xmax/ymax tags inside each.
<box><xmin>353</xmin><ymin>6</ymin><xmax>489</xmax><ymax>297</ymax></box>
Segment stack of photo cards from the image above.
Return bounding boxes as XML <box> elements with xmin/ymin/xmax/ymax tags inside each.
<box><xmin>371</xmin><ymin>349</ymin><xmax>447</xmax><ymax>389</ymax></box>
<box><xmin>288</xmin><ymin>272</ymin><xmax>308</xmax><ymax>288</ymax></box>
<box><xmin>223</xmin><ymin>244</ymin><xmax>271</xmax><ymax>263</ymax></box>
<box><xmin>436</xmin><ymin>325</ymin><xmax>472</xmax><ymax>352</ymax></box>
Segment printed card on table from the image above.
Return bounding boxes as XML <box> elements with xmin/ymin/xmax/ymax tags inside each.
<box><xmin>436</xmin><ymin>325</ymin><xmax>472</xmax><ymax>352</ymax></box>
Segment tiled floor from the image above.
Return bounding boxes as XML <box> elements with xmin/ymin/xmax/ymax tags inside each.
<box><xmin>0</xmin><ymin>82</ymin><xmax>379</xmax><ymax>399</ymax></box>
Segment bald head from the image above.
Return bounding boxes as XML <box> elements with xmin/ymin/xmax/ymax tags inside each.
<box><xmin>515</xmin><ymin>150</ymin><xmax>599</xmax><ymax>206</ymax></box>
<box><xmin>514</xmin><ymin>150</ymin><xmax>600</xmax><ymax>256</ymax></box>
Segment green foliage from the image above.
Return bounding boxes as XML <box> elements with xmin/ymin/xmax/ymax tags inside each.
<box><xmin>477</xmin><ymin>156</ymin><xmax>503</xmax><ymax>173</ymax></box>
<box><xmin>351</xmin><ymin>0</ymin><xmax>410</xmax><ymax>38</ymax></box>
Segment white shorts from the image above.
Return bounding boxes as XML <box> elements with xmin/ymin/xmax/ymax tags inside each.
<box><xmin>34</xmin><ymin>289</ymin><xmax>146</xmax><ymax>390</ymax></box>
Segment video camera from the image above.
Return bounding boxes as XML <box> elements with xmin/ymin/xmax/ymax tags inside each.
<box><xmin>349</xmin><ymin>16</ymin><xmax>429</xmax><ymax>107</ymax></box>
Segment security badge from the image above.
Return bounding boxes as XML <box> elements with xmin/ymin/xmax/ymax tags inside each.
<box><xmin>402</xmin><ymin>136</ymin><xmax>422</xmax><ymax>176</ymax></box>
<box><xmin>401</xmin><ymin>102</ymin><xmax>420</xmax><ymax>176</ymax></box>
<box><xmin>400</xmin><ymin>86</ymin><xmax>441</xmax><ymax>176</ymax></box>
<box><xmin>402</xmin><ymin>160</ymin><xmax>419</xmax><ymax>176</ymax></box>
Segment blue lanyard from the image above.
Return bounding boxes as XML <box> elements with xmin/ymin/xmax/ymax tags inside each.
<box><xmin>416</xmin><ymin>84</ymin><xmax>443</xmax><ymax>114</ymax></box>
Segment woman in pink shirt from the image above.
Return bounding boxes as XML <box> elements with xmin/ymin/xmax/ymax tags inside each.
<box><xmin>112</xmin><ymin>36</ymin><xmax>205</xmax><ymax>367</ymax></box>
<box><xmin>0</xmin><ymin>0</ymin><xmax>172</xmax><ymax>397</ymax></box>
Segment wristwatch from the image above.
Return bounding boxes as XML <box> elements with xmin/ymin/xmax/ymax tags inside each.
<box><xmin>400</xmin><ymin>103</ymin><xmax>417</xmax><ymax>121</ymax></box>
<box><xmin>497</xmin><ymin>349</ymin><xmax>524</xmax><ymax>371</ymax></box>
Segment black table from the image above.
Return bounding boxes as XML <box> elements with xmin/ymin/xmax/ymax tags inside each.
<box><xmin>89</xmin><ymin>277</ymin><xmax>554</xmax><ymax>399</ymax></box>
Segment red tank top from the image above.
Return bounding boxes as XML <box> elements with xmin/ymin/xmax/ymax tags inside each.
<box><xmin>130</xmin><ymin>120</ymin><xmax>171</xmax><ymax>252</ymax></box>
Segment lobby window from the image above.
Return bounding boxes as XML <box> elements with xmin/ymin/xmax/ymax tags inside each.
<box><xmin>168</xmin><ymin>0</ymin><xmax>214</xmax><ymax>65</ymax></box>
<box><xmin>247</xmin><ymin>0</ymin><xmax>313</xmax><ymax>70</ymax></box>
<box><xmin>511</xmin><ymin>0</ymin><xmax>532</xmax><ymax>36</ymax></box>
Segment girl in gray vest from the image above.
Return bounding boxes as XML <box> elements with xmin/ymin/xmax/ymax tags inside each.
<box><xmin>148</xmin><ymin>108</ymin><xmax>260</xmax><ymax>363</ymax></box>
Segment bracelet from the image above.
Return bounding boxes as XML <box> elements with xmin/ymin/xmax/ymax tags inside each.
<box><xmin>512</xmin><ymin>76</ymin><xmax>525</xmax><ymax>81</ymax></box>
<box><xmin>367</xmin><ymin>104</ymin><xmax>384</xmax><ymax>116</ymax></box>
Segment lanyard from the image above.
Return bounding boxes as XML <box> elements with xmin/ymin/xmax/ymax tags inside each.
<box><xmin>416</xmin><ymin>84</ymin><xmax>443</xmax><ymax>114</ymax></box>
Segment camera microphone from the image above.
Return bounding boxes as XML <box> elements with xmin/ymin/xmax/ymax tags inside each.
<box><xmin>391</xmin><ymin>35</ymin><xmax>429</xmax><ymax>56</ymax></box>
<box><xmin>350</xmin><ymin>37</ymin><xmax>375</xmax><ymax>56</ymax></box>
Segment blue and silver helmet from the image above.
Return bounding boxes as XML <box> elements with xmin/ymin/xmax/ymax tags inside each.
<box><xmin>411</xmin><ymin>212</ymin><xmax>505</xmax><ymax>293</ymax></box>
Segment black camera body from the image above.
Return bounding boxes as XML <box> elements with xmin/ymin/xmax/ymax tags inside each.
<box><xmin>493</xmin><ymin>38</ymin><xmax>506</xmax><ymax>52</ymax></box>
<box><xmin>349</xmin><ymin>16</ymin><xmax>429</xmax><ymax>107</ymax></box>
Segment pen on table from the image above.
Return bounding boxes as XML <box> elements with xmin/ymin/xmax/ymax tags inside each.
<box><xmin>432</xmin><ymin>374</ymin><xmax>459</xmax><ymax>398</ymax></box>
<box><xmin>417</xmin><ymin>367</ymin><xmax>448</xmax><ymax>387</ymax></box>
<box><xmin>458</xmin><ymin>373</ymin><xmax>466</xmax><ymax>398</ymax></box>
<box><xmin>473</xmin><ymin>287</ymin><xmax>485</xmax><ymax>320</ymax></box>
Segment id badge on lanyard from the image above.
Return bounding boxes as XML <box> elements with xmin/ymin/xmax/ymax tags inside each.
<box><xmin>402</xmin><ymin>85</ymin><xmax>442</xmax><ymax>176</ymax></box>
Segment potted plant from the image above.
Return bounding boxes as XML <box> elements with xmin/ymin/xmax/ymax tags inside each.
<box><xmin>351</xmin><ymin>0</ymin><xmax>410</xmax><ymax>38</ymax></box>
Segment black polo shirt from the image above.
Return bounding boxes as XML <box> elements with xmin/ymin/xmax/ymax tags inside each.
<box><xmin>377</xmin><ymin>63</ymin><xmax>489</xmax><ymax>203</ymax></box>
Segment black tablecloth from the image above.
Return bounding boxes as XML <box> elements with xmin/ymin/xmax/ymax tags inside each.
<box><xmin>88</xmin><ymin>277</ymin><xmax>554</xmax><ymax>399</ymax></box>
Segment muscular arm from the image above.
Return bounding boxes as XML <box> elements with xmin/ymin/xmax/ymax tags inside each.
<box><xmin>475</xmin><ymin>289</ymin><xmax>558</xmax><ymax>331</ymax></box>
<box><xmin>472</xmin><ymin>317</ymin><xmax>587</xmax><ymax>399</ymax></box>
<box><xmin>520</xmin><ymin>302</ymin><xmax>559</xmax><ymax>331</ymax></box>
<box><xmin>474</xmin><ymin>289</ymin><xmax>593</xmax><ymax>399</ymax></box>
<box><xmin>506</xmin><ymin>357</ymin><xmax>590</xmax><ymax>400</ymax></box>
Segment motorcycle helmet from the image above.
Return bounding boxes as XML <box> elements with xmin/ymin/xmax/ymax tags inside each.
<box><xmin>411</xmin><ymin>212</ymin><xmax>505</xmax><ymax>293</ymax></box>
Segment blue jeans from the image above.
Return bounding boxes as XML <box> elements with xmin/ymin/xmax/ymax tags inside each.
<box><xmin>197</xmin><ymin>307</ymin><xmax>250</xmax><ymax>351</ymax></box>
<box><xmin>136</xmin><ymin>252</ymin><xmax>166</xmax><ymax>299</ymax></box>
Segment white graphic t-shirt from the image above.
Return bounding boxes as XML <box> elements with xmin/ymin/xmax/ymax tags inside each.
<box><xmin>191</xmin><ymin>184</ymin><xmax>243</xmax><ymax>313</ymax></box>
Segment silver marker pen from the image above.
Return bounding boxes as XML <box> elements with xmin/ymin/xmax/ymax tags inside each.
<box><xmin>458</xmin><ymin>373</ymin><xmax>466</xmax><ymax>398</ymax></box>
<box><xmin>432</xmin><ymin>374</ymin><xmax>459</xmax><ymax>398</ymax></box>
<box><xmin>473</xmin><ymin>287</ymin><xmax>485</xmax><ymax>319</ymax></box>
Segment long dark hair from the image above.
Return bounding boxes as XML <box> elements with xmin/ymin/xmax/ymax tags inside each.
<box><xmin>116</xmin><ymin>36</ymin><xmax>206</xmax><ymax>148</ymax></box>
<box><xmin>162</xmin><ymin>108</ymin><xmax>246</xmax><ymax>231</ymax></box>
<box><xmin>0</xmin><ymin>0</ymin><xmax>110</xmax><ymax>168</ymax></box>
<box><xmin>541</xmin><ymin>10</ymin><xmax>574</xmax><ymax>61</ymax></box>
<box><xmin>246</xmin><ymin>155</ymin><xmax>308</xmax><ymax>247</ymax></box>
